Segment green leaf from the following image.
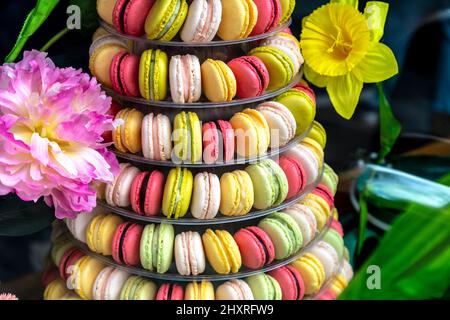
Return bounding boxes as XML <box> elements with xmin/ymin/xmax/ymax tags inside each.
<box><xmin>357</xmin><ymin>192</ymin><xmax>369</xmax><ymax>254</ymax></box>
<box><xmin>69</xmin><ymin>0</ymin><xmax>99</xmax><ymax>37</ymax></box>
<box><xmin>377</xmin><ymin>82</ymin><xmax>401</xmax><ymax>163</ymax></box>
<box><xmin>4</xmin><ymin>0</ymin><xmax>60</xmax><ymax>63</ymax></box>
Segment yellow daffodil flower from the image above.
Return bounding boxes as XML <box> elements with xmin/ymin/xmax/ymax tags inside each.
<box><xmin>300</xmin><ymin>0</ymin><xmax>399</xmax><ymax>119</ymax></box>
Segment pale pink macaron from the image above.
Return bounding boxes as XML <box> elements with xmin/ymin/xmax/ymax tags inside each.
<box><xmin>174</xmin><ymin>231</ymin><xmax>206</xmax><ymax>276</ymax></box>
<box><xmin>257</xmin><ymin>101</ymin><xmax>297</xmax><ymax>148</ymax></box>
<box><xmin>93</xmin><ymin>266</ymin><xmax>130</xmax><ymax>300</ymax></box>
<box><xmin>284</xmin><ymin>144</ymin><xmax>319</xmax><ymax>185</ymax></box>
<box><xmin>65</xmin><ymin>207</ymin><xmax>105</xmax><ymax>243</ymax></box>
<box><xmin>180</xmin><ymin>0</ymin><xmax>222</xmax><ymax>42</ymax></box>
<box><xmin>190</xmin><ymin>172</ymin><xmax>221</xmax><ymax>219</ymax></box>
<box><xmin>261</xmin><ymin>33</ymin><xmax>304</xmax><ymax>73</ymax></box>
<box><xmin>105</xmin><ymin>163</ymin><xmax>140</xmax><ymax>207</ymax></box>
<box><xmin>282</xmin><ymin>204</ymin><xmax>317</xmax><ymax>245</ymax></box>
<box><xmin>141</xmin><ymin>113</ymin><xmax>173</xmax><ymax>161</ymax></box>
<box><xmin>309</xmin><ymin>241</ymin><xmax>340</xmax><ymax>280</ymax></box>
<box><xmin>169</xmin><ymin>54</ymin><xmax>202</xmax><ymax>103</ymax></box>
<box><xmin>215</xmin><ymin>279</ymin><xmax>254</xmax><ymax>300</ymax></box>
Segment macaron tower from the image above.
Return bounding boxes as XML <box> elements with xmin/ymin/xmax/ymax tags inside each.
<box><xmin>46</xmin><ymin>0</ymin><xmax>354</xmax><ymax>301</ymax></box>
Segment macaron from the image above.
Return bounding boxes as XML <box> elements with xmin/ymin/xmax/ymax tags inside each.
<box><xmin>113</xmin><ymin>108</ymin><xmax>144</xmax><ymax>154</ymax></box>
<box><xmin>290</xmin><ymin>253</ymin><xmax>326</xmax><ymax>295</ymax></box>
<box><xmin>169</xmin><ymin>54</ymin><xmax>202</xmax><ymax>103</ymax></box>
<box><xmin>249</xmin><ymin>46</ymin><xmax>295</xmax><ymax>90</ymax></box>
<box><xmin>140</xmin><ymin>223</ymin><xmax>175</xmax><ymax>273</ymax></box>
<box><xmin>97</xmin><ymin>0</ymin><xmax>116</xmax><ymax>25</ymax></box>
<box><xmin>112</xmin><ymin>222</ymin><xmax>144</xmax><ymax>266</ymax></box>
<box><xmin>202</xmin><ymin>229</ymin><xmax>242</xmax><ymax>274</ymax></box>
<box><xmin>268</xmin><ymin>265</ymin><xmax>305</xmax><ymax>300</ymax></box>
<box><xmin>162</xmin><ymin>167</ymin><xmax>194</xmax><ymax>219</ymax></box>
<box><xmin>141</xmin><ymin>113</ymin><xmax>173</xmax><ymax>161</ymax></box>
<box><xmin>105</xmin><ymin>163</ymin><xmax>140</xmax><ymax>207</ymax></box>
<box><xmin>202</xmin><ymin>120</ymin><xmax>235</xmax><ymax>164</ymax></box>
<box><xmin>173</xmin><ymin>111</ymin><xmax>202</xmax><ymax>163</ymax></box>
<box><xmin>145</xmin><ymin>0</ymin><xmax>188</xmax><ymax>41</ymax></box>
<box><xmin>313</xmin><ymin>184</ymin><xmax>335</xmax><ymax>210</ymax></box>
<box><xmin>59</xmin><ymin>247</ymin><xmax>85</xmax><ymax>281</ymax></box>
<box><xmin>175</xmin><ymin>231</ymin><xmax>206</xmax><ymax>275</ymax></box>
<box><xmin>341</xmin><ymin>259</ymin><xmax>354</xmax><ymax>283</ymax></box>
<box><xmin>190</xmin><ymin>172</ymin><xmax>221</xmax><ymax>219</ymax></box>
<box><xmin>65</xmin><ymin>207</ymin><xmax>102</xmax><ymax>243</ymax></box>
<box><xmin>180</xmin><ymin>0</ymin><xmax>222</xmax><ymax>42</ymax></box>
<box><xmin>112</xmin><ymin>0</ymin><xmax>154</xmax><ymax>36</ymax></box>
<box><xmin>250</xmin><ymin>0</ymin><xmax>281</xmax><ymax>36</ymax></box>
<box><xmin>261</xmin><ymin>33</ymin><xmax>303</xmax><ymax>74</ymax></box>
<box><xmin>245</xmin><ymin>159</ymin><xmax>288</xmax><ymax>210</ymax></box>
<box><xmin>282</xmin><ymin>204</ymin><xmax>317</xmax><ymax>245</ymax></box>
<box><xmin>258</xmin><ymin>212</ymin><xmax>302</xmax><ymax>259</ymax></box>
<box><xmin>201</xmin><ymin>59</ymin><xmax>237</xmax><ymax>102</ymax></box>
<box><xmin>120</xmin><ymin>276</ymin><xmax>157</xmax><ymax>300</ymax></box>
<box><xmin>315</xmin><ymin>288</ymin><xmax>338</xmax><ymax>300</ymax></box>
<box><xmin>51</xmin><ymin>234</ymin><xmax>74</xmax><ymax>266</ymax></box>
<box><xmin>216</xmin><ymin>279</ymin><xmax>254</xmax><ymax>300</ymax></box>
<box><xmin>300</xmin><ymin>194</ymin><xmax>331</xmax><ymax>231</ymax></box>
<box><xmin>42</xmin><ymin>264</ymin><xmax>59</xmax><ymax>287</ymax></box>
<box><xmin>156</xmin><ymin>283</ymin><xmax>184</xmax><ymax>300</ymax></box>
<box><xmin>322</xmin><ymin>228</ymin><xmax>344</xmax><ymax>261</ymax></box>
<box><xmin>228</xmin><ymin>56</ymin><xmax>269</xmax><ymax>99</ymax></box>
<box><xmin>110</xmin><ymin>51</ymin><xmax>140</xmax><ymax>97</ymax></box>
<box><xmin>233</xmin><ymin>226</ymin><xmax>275</xmax><ymax>269</ymax></box>
<box><xmin>279</xmin><ymin>0</ymin><xmax>295</xmax><ymax>24</ymax></box>
<box><xmin>89</xmin><ymin>35</ymin><xmax>128</xmax><ymax>87</ymax></box>
<box><xmin>217</xmin><ymin>0</ymin><xmax>257</xmax><ymax>40</ymax></box>
<box><xmin>284</xmin><ymin>144</ymin><xmax>319</xmax><ymax>185</ymax></box>
<box><xmin>322</xmin><ymin>163</ymin><xmax>339</xmax><ymax>196</ymax></box>
<box><xmin>139</xmin><ymin>49</ymin><xmax>168</xmax><ymax>101</ymax></box>
<box><xmin>308</xmin><ymin>121</ymin><xmax>327</xmax><ymax>150</ymax></box>
<box><xmin>274</xmin><ymin>87</ymin><xmax>316</xmax><ymax>135</ymax></box>
<box><xmin>309</xmin><ymin>241</ymin><xmax>340</xmax><ymax>280</ymax></box>
<box><xmin>102</xmin><ymin>100</ymin><xmax>121</xmax><ymax>143</ymax></box>
<box><xmin>130</xmin><ymin>170</ymin><xmax>165</xmax><ymax>216</ymax></box>
<box><xmin>93</xmin><ymin>266</ymin><xmax>130</xmax><ymax>300</ymax></box>
<box><xmin>301</xmin><ymin>138</ymin><xmax>324</xmax><ymax>165</ymax></box>
<box><xmin>277</xmin><ymin>155</ymin><xmax>307</xmax><ymax>199</ymax></box>
<box><xmin>230</xmin><ymin>108</ymin><xmax>270</xmax><ymax>158</ymax></box>
<box><xmin>257</xmin><ymin>101</ymin><xmax>296</xmax><ymax>148</ymax></box>
<box><xmin>73</xmin><ymin>256</ymin><xmax>105</xmax><ymax>300</ymax></box>
<box><xmin>219</xmin><ymin>170</ymin><xmax>254</xmax><ymax>216</ymax></box>
<box><xmin>185</xmin><ymin>281</ymin><xmax>215</xmax><ymax>300</ymax></box>
<box><xmin>330</xmin><ymin>219</ymin><xmax>344</xmax><ymax>237</ymax></box>
<box><xmin>246</xmin><ymin>274</ymin><xmax>282</xmax><ymax>300</ymax></box>
<box><xmin>86</xmin><ymin>213</ymin><xmax>124</xmax><ymax>256</ymax></box>
<box><xmin>44</xmin><ymin>279</ymin><xmax>71</xmax><ymax>300</ymax></box>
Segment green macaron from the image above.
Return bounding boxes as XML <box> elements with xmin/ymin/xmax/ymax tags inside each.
<box><xmin>322</xmin><ymin>229</ymin><xmax>344</xmax><ymax>260</ymax></box>
<box><xmin>140</xmin><ymin>223</ymin><xmax>174</xmax><ymax>273</ymax></box>
<box><xmin>120</xmin><ymin>276</ymin><xmax>157</xmax><ymax>300</ymax></box>
<box><xmin>246</xmin><ymin>274</ymin><xmax>282</xmax><ymax>300</ymax></box>
<box><xmin>246</xmin><ymin>159</ymin><xmax>289</xmax><ymax>210</ymax></box>
<box><xmin>258</xmin><ymin>212</ymin><xmax>303</xmax><ymax>259</ymax></box>
<box><xmin>322</xmin><ymin>163</ymin><xmax>339</xmax><ymax>195</ymax></box>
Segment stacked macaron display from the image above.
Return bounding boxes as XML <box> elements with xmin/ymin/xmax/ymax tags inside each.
<box><xmin>97</xmin><ymin>0</ymin><xmax>294</xmax><ymax>41</ymax></box>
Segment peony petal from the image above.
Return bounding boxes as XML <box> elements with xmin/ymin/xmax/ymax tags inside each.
<box><xmin>331</xmin><ymin>0</ymin><xmax>359</xmax><ymax>8</ymax></box>
<box><xmin>304</xmin><ymin>64</ymin><xmax>329</xmax><ymax>88</ymax></box>
<box><xmin>353</xmin><ymin>42</ymin><xmax>399</xmax><ymax>83</ymax></box>
<box><xmin>364</xmin><ymin>1</ymin><xmax>389</xmax><ymax>42</ymax></box>
<box><xmin>326</xmin><ymin>73</ymin><xmax>363</xmax><ymax>119</ymax></box>
<box><xmin>30</xmin><ymin>133</ymin><xmax>50</xmax><ymax>166</ymax></box>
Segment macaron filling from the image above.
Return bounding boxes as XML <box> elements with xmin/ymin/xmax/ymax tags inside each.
<box><xmin>286</xmin><ymin>267</ymin><xmax>301</xmax><ymax>299</ymax></box>
<box><xmin>118</xmin><ymin>223</ymin><xmax>133</xmax><ymax>264</ymax></box>
<box><xmin>156</xmin><ymin>0</ymin><xmax>182</xmax><ymax>39</ymax></box>
<box><xmin>148</xmin><ymin>50</ymin><xmax>156</xmax><ymax>100</ymax></box>
<box><xmin>171</xmin><ymin>168</ymin><xmax>184</xmax><ymax>217</ymax></box>
<box><xmin>139</xmin><ymin>173</ymin><xmax>151</xmax><ymax>214</ymax></box>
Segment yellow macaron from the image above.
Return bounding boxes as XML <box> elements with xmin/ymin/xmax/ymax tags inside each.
<box><xmin>308</xmin><ymin>121</ymin><xmax>327</xmax><ymax>150</ymax></box>
<box><xmin>201</xmin><ymin>59</ymin><xmax>237</xmax><ymax>102</ymax></box>
<box><xmin>219</xmin><ymin>170</ymin><xmax>254</xmax><ymax>216</ymax></box>
<box><xmin>291</xmin><ymin>253</ymin><xmax>326</xmax><ymax>295</ymax></box>
<box><xmin>86</xmin><ymin>213</ymin><xmax>123</xmax><ymax>256</ymax></box>
<box><xmin>44</xmin><ymin>279</ymin><xmax>71</xmax><ymax>300</ymax></box>
<box><xmin>217</xmin><ymin>0</ymin><xmax>257</xmax><ymax>40</ymax></box>
<box><xmin>202</xmin><ymin>229</ymin><xmax>242</xmax><ymax>274</ymax></box>
<box><xmin>73</xmin><ymin>256</ymin><xmax>105</xmax><ymax>300</ymax></box>
<box><xmin>113</xmin><ymin>108</ymin><xmax>144</xmax><ymax>154</ymax></box>
<box><xmin>185</xmin><ymin>281</ymin><xmax>215</xmax><ymax>300</ymax></box>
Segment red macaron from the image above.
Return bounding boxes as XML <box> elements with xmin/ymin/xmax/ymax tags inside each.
<box><xmin>202</xmin><ymin>120</ymin><xmax>235</xmax><ymax>164</ymax></box>
<box><xmin>228</xmin><ymin>56</ymin><xmax>269</xmax><ymax>99</ymax></box>
<box><xmin>250</xmin><ymin>0</ymin><xmax>282</xmax><ymax>36</ymax></box>
<box><xmin>156</xmin><ymin>283</ymin><xmax>184</xmax><ymax>300</ymax></box>
<box><xmin>130</xmin><ymin>171</ymin><xmax>165</xmax><ymax>216</ymax></box>
<box><xmin>269</xmin><ymin>265</ymin><xmax>305</xmax><ymax>300</ymax></box>
<box><xmin>313</xmin><ymin>184</ymin><xmax>335</xmax><ymax>210</ymax></box>
<box><xmin>112</xmin><ymin>222</ymin><xmax>143</xmax><ymax>266</ymax></box>
<box><xmin>278</xmin><ymin>155</ymin><xmax>307</xmax><ymax>199</ymax></box>
<box><xmin>110</xmin><ymin>51</ymin><xmax>140</xmax><ymax>97</ymax></box>
<box><xmin>112</xmin><ymin>0</ymin><xmax>155</xmax><ymax>36</ymax></box>
<box><xmin>58</xmin><ymin>247</ymin><xmax>85</xmax><ymax>281</ymax></box>
<box><xmin>234</xmin><ymin>226</ymin><xmax>275</xmax><ymax>269</ymax></box>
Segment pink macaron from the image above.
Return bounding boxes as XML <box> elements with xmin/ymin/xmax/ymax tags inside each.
<box><xmin>330</xmin><ymin>219</ymin><xmax>344</xmax><ymax>237</ymax></box>
<box><xmin>130</xmin><ymin>171</ymin><xmax>165</xmax><ymax>216</ymax></box>
<box><xmin>58</xmin><ymin>247</ymin><xmax>85</xmax><ymax>281</ymax></box>
<box><xmin>105</xmin><ymin>163</ymin><xmax>140</xmax><ymax>207</ymax></box>
<box><xmin>112</xmin><ymin>222</ymin><xmax>143</xmax><ymax>266</ymax></box>
<box><xmin>234</xmin><ymin>226</ymin><xmax>275</xmax><ymax>270</ymax></box>
<box><xmin>250</xmin><ymin>0</ymin><xmax>282</xmax><ymax>36</ymax></box>
<box><xmin>113</xmin><ymin>0</ymin><xmax>155</xmax><ymax>36</ymax></box>
<box><xmin>269</xmin><ymin>265</ymin><xmax>305</xmax><ymax>300</ymax></box>
<box><xmin>278</xmin><ymin>155</ymin><xmax>307</xmax><ymax>199</ymax></box>
<box><xmin>174</xmin><ymin>231</ymin><xmax>206</xmax><ymax>275</ymax></box>
<box><xmin>180</xmin><ymin>0</ymin><xmax>222</xmax><ymax>42</ymax></box>
<box><xmin>228</xmin><ymin>56</ymin><xmax>269</xmax><ymax>99</ymax></box>
<box><xmin>156</xmin><ymin>283</ymin><xmax>184</xmax><ymax>300</ymax></box>
<box><xmin>93</xmin><ymin>266</ymin><xmax>130</xmax><ymax>300</ymax></box>
<box><xmin>284</xmin><ymin>144</ymin><xmax>319</xmax><ymax>185</ymax></box>
<box><xmin>169</xmin><ymin>54</ymin><xmax>202</xmax><ymax>103</ymax></box>
<box><xmin>141</xmin><ymin>113</ymin><xmax>173</xmax><ymax>161</ymax></box>
<box><xmin>110</xmin><ymin>51</ymin><xmax>140</xmax><ymax>97</ymax></box>
<box><xmin>190</xmin><ymin>172</ymin><xmax>221</xmax><ymax>219</ymax></box>
<box><xmin>202</xmin><ymin>120</ymin><xmax>235</xmax><ymax>163</ymax></box>
<box><xmin>315</xmin><ymin>288</ymin><xmax>337</xmax><ymax>300</ymax></box>
<box><xmin>313</xmin><ymin>184</ymin><xmax>335</xmax><ymax>210</ymax></box>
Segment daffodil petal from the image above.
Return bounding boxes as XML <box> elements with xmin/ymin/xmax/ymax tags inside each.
<box><xmin>354</xmin><ymin>42</ymin><xmax>398</xmax><ymax>83</ymax></box>
<box><xmin>364</xmin><ymin>1</ymin><xmax>389</xmax><ymax>42</ymax></box>
<box><xmin>327</xmin><ymin>73</ymin><xmax>363</xmax><ymax>119</ymax></box>
<box><xmin>331</xmin><ymin>0</ymin><xmax>359</xmax><ymax>8</ymax></box>
<box><xmin>304</xmin><ymin>64</ymin><xmax>328</xmax><ymax>88</ymax></box>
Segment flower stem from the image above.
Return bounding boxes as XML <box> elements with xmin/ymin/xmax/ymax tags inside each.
<box><xmin>40</xmin><ymin>27</ymin><xmax>70</xmax><ymax>52</ymax></box>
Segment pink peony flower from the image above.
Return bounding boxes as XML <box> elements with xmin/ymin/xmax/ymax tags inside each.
<box><xmin>0</xmin><ymin>293</ymin><xmax>18</xmax><ymax>300</ymax></box>
<box><xmin>0</xmin><ymin>50</ymin><xmax>119</xmax><ymax>219</ymax></box>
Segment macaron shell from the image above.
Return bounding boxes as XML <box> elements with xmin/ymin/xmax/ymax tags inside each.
<box><xmin>246</xmin><ymin>274</ymin><xmax>282</xmax><ymax>300</ymax></box>
<box><xmin>279</xmin><ymin>0</ymin><xmax>295</xmax><ymax>24</ymax></box>
<box><xmin>217</xmin><ymin>120</ymin><xmax>235</xmax><ymax>162</ymax></box>
<box><xmin>228</xmin><ymin>56</ymin><xmax>269</xmax><ymax>99</ymax></box>
<box><xmin>290</xmin><ymin>253</ymin><xmax>325</xmax><ymax>295</ymax></box>
<box><xmin>75</xmin><ymin>256</ymin><xmax>105</xmax><ymax>300</ymax></box>
<box><xmin>113</xmin><ymin>164</ymin><xmax>140</xmax><ymax>207</ymax></box>
<box><xmin>145</xmin><ymin>0</ymin><xmax>188</xmax><ymax>41</ymax></box>
<box><xmin>218</xmin><ymin>0</ymin><xmax>256</xmax><ymax>40</ymax></box>
<box><xmin>105</xmin><ymin>268</ymin><xmax>130</xmax><ymax>300</ymax></box>
<box><xmin>113</xmin><ymin>0</ymin><xmax>154</xmax><ymax>36</ymax></box>
<box><xmin>234</xmin><ymin>226</ymin><xmax>275</xmax><ymax>269</ymax></box>
<box><xmin>191</xmin><ymin>172</ymin><xmax>220</xmax><ymax>219</ymax></box>
<box><xmin>97</xmin><ymin>0</ymin><xmax>116</xmax><ymax>25</ymax></box>
<box><xmin>322</xmin><ymin>228</ymin><xmax>344</xmax><ymax>260</ymax></box>
<box><xmin>202</xmin><ymin>122</ymin><xmax>219</xmax><ymax>164</ymax></box>
<box><xmin>309</xmin><ymin>241</ymin><xmax>340</xmax><ymax>279</ymax></box>
<box><xmin>124</xmin><ymin>108</ymin><xmax>144</xmax><ymax>153</ymax></box>
<box><xmin>156</xmin><ymin>283</ymin><xmax>184</xmax><ymax>300</ymax></box>
<box><xmin>268</xmin><ymin>265</ymin><xmax>305</xmax><ymax>300</ymax></box>
<box><xmin>284</xmin><ymin>144</ymin><xmax>319</xmax><ymax>185</ymax></box>
<box><xmin>216</xmin><ymin>279</ymin><xmax>254</xmax><ymax>300</ymax></box>
<box><xmin>44</xmin><ymin>279</ymin><xmax>70</xmax><ymax>300</ymax></box>
<box><xmin>283</xmin><ymin>204</ymin><xmax>317</xmax><ymax>245</ymax></box>
<box><xmin>110</xmin><ymin>52</ymin><xmax>140</xmax><ymax>97</ymax></box>
<box><xmin>230</xmin><ymin>112</ymin><xmax>260</xmax><ymax>158</ymax></box>
<box><xmin>139</xmin><ymin>49</ymin><xmax>168</xmax><ymax>101</ymax></box>
<box><xmin>139</xmin><ymin>224</ymin><xmax>155</xmax><ymax>271</ymax></box>
<box><xmin>90</xmin><ymin>44</ymin><xmax>126</xmax><ymax>87</ymax></box>
<box><xmin>155</xmin><ymin>223</ymin><xmax>175</xmax><ymax>273</ymax></box>
<box><xmin>244</xmin><ymin>108</ymin><xmax>270</xmax><ymax>155</ymax></box>
<box><xmin>278</xmin><ymin>155</ymin><xmax>306</xmax><ymax>199</ymax></box>
<box><xmin>250</xmin><ymin>0</ymin><xmax>282</xmax><ymax>36</ymax></box>
<box><xmin>257</xmin><ymin>101</ymin><xmax>296</xmax><ymax>148</ymax></box>
<box><xmin>202</xmin><ymin>229</ymin><xmax>230</xmax><ymax>274</ymax></box>
<box><xmin>97</xmin><ymin>214</ymin><xmax>124</xmax><ymax>255</ymax></box>
<box><xmin>308</xmin><ymin>121</ymin><xmax>327</xmax><ymax>149</ymax></box>
<box><xmin>112</xmin><ymin>222</ymin><xmax>143</xmax><ymax>266</ymax></box>
<box><xmin>201</xmin><ymin>59</ymin><xmax>237</xmax><ymax>102</ymax></box>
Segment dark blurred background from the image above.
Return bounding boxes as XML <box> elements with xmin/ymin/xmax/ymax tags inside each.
<box><xmin>0</xmin><ymin>0</ymin><xmax>449</xmax><ymax>295</ymax></box>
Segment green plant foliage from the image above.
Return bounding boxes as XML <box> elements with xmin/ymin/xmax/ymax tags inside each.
<box><xmin>69</xmin><ymin>0</ymin><xmax>98</xmax><ymax>36</ymax></box>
